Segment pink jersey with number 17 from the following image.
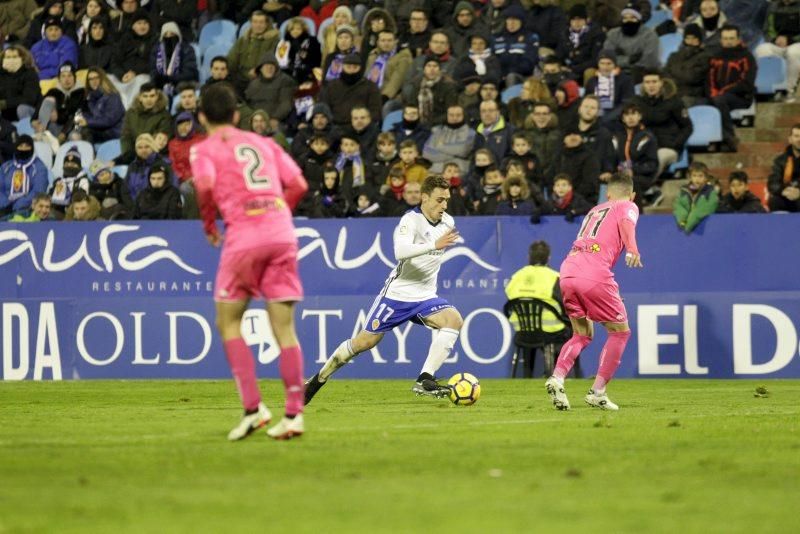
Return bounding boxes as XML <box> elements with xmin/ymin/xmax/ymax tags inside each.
<box><xmin>190</xmin><ymin>126</ymin><xmax>304</xmax><ymax>251</ymax></box>
<box><xmin>560</xmin><ymin>199</ymin><xmax>639</xmax><ymax>282</ymax></box>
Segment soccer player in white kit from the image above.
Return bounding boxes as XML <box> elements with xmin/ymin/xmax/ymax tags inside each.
<box><xmin>304</xmin><ymin>175</ymin><xmax>463</xmax><ymax>403</ymax></box>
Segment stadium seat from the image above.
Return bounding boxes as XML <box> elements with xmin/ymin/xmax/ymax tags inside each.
<box><xmin>646</xmin><ymin>9</ymin><xmax>672</xmax><ymax>28</ymax></box>
<box><xmin>113</xmin><ymin>165</ymin><xmax>128</xmax><ymax>178</ymax></box>
<box><xmin>659</xmin><ymin>33</ymin><xmax>682</xmax><ymax>66</ymax></box>
<box><xmin>279</xmin><ymin>17</ymin><xmax>317</xmax><ymax>39</ymax></box>
<box><xmin>382</xmin><ymin>109</ymin><xmax>403</xmax><ymax>132</ymax></box>
<box><xmin>317</xmin><ymin>18</ymin><xmax>334</xmax><ymax>45</ymax></box>
<box><xmin>238</xmin><ymin>20</ymin><xmax>250</xmax><ymax>38</ymax></box>
<box><xmin>14</xmin><ymin>117</ymin><xmax>34</xmax><ymax>136</ymax></box>
<box><xmin>96</xmin><ymin>139</ymin><xmax>122</xmax><ymax>162</ymax></box>
<box><xmin>198</xmin><ymin>19</ymin><xmax>237</xmax><ymax>54</ymax></box>
<box><xmin>686</xmin><ymin>105</ymin><xmax>723</xmax><ymax>147</ymax></box>
<box><xmin>52</xmin><ymin>140</ymin><xmax>95</xmax><ymax>178</ymax></box>
<box><xmin>756</xmin><ymin>56</ymin><xmax>788</xmax><ymax>95</ymax></box>
<box><xmin>731</xmin><ymin>100</ymin><xmax>756</xmax><ymax>127</ymax></box>
<box><xmin>501</xmin><ymin>84</ymin><xmax>522</xmax><ymax>103</ymax></box>
<box><xmin>668</xmin><ymin>147</ymin><xmax>690</xmax><ymax>174</ymax></box>
<box><xmin>39</xmin><ymin>78</ymin><xmax>58</xmax><ymax>95</ymax></box>
<box><xmin>598</xmin><ymin>183</ymin><xmax>608</xmax><ymax>203</ymax></box>
<box><xmin>34</xmin><ymin>140</ymin><xmax>54</xmax><ymax>170</ymax></box>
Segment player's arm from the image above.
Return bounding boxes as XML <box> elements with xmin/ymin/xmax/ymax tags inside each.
<box><xmin>393</xmin><ymin>217</ymin><xmax>459</xmax><ymax>261</ymax></box>
<box><xmin>620</xmin><ymin>218</ymin><xmax>642</xmax><ymax>267</ymax></box>
<box><xmin>189</xmin><ymin>147</ymin><xmax>221</xmax><ymax>246</ymax></box>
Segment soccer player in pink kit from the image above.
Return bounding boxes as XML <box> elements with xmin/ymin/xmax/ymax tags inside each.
<box><xmin>545</xmin><ymin>173</ymin><xmax>643</xmax><ymax>411</ymax></box>
<box><xmin>190</xmin><ymin>83</ymin><xmax>309</xmax><ymax>440</ymax></box>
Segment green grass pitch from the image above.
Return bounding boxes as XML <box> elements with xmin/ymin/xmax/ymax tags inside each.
<box><xmin>1</xmin><ymin>379</ymin><xmax>799</xmax><ymax>533</ymax></box>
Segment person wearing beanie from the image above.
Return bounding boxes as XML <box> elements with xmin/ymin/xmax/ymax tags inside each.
<box><xmin>321</xmin><ymin>6</ymin><xmax>359</xmax><ymax>66</ymax></box>
<box><xmin>30</xmin><ymin>16</ymin><xmax>79</xmax><ymax>80</ymax></box>
<box><xmin>664</xmin><ymin>23</ymin><xmax>710</xmax><ymax>106</ymax></box>
<box><xmin>401</xmin><ymin>56</ymin><xmax>460</xmax><ymax>127</ymax></box>
<box><xmin>0</xmin><ymin>135</ymin><xmax>49</xmax><ymax>217</ymax></box>
<box><xmin>35</xmin><ymin>61</ymin><xmax>85</xmax><ymax>141</ymax></box>
<box><xmin>564</xmin><ymin>3</ymin><xmax>607</xmax><ymax>84</ymax></box>
<box><xmin>602</xmin><ymin>2</ymin><xmax>659</xmax><ymax>82</ymax></box>
<box><xmin>133</xmin><ymin>163</ymin><xmax>183</xmax><ymax>220</ymax></box>
<box><xmin>227</xmin><ymin>10</ymin><xmax>281</xmax><ymax>94</ymax></box>
<box><xmin>548</xmin><ymin>125</ymin><xmax>601</xmax><ymax>204</ymax></box>
<box><xmin>88</xmin><ymin>160</ymin><xmax>133</xmax><ymax>219</ymax></box>
<box><xmin>110</xmin><ymin>8</ymin><xmax>156</xmax><ymax>107</ymax></box>
<box><xmin>446</xmin><ymin>1</ymin><xmax>490</xmax><ymax>57</ymax></box>
<box><xmin>528</xmin><ymin>0</ymin><xmax>569</xmax><ymax>60</ymax></box>
<box><xmin>318</xmin><ymin>53</ymin><xmax>382</xmax><ymax>127</ymax></box>
<box><xmin>492</xmin><ymin>4</ymin><xmax>540</xmax><ymax>87</ymax></box>
<box><xmin>148</xmin><ymin>21</ymin><xmax>198</xmax><ymax>98</ymax></box>
<box><xmin>290</xmin><ymin>102</ymin><xmax>343</xmax><ymax>160</ymax></box>
<box><xmin>125</xmin><ymin>132</ymin><xmax>174</xmax><ymax>199</ymax></box>
<box><xmin>322</xmin><ymin>23</ymin><xmax>359</xmax><ymax>82</ymax></box>
<box><xmin>24</xmin><ymin>0</ymin><xmax>76</xmax><ymax>49</ymax></box>
<box><xmin>48</xmin><ymin>146</ymin><xmax>92</xmax><ymax>217</ymax></box>
<box><xmin>244</xmin><ymin>52</ymin><xmax>298</xmax><ymax>123</ymax></box>
<box><xmin>585</xmin><ymin>49</ymin><xmax>636</xmax><ymax>124</ymax></box>
<box><xmin>168</xmin><ymin>111</ymin><xmax>207</xmax><ymax>187</ymax></box>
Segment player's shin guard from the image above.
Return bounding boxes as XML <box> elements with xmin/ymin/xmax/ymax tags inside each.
<box><xmin>592</xmin><ymin>330</ymin><xmax>631</xmax><ymax>392</ymax></box>
<box><xmin>224</xmin><ymin>338</ymin><xmax>261</xmax><ymax>411</ymax></box>
<box><xmin>279</xmin><ymin>345</ymin><xmax>305</xmax><ymax>416</ymax></box>
<box><xmin>553</xmin><ymin>334</ymin><xmax>593</xmax><ymax>381</ymax></box>
<box><xmin>318</xmin><ymin>340</ymin><xmax>357</xmax><ymax>381</ymax></box>
<box><xmin>421</xmin><ymin>328</ymin><xmax>460</xmax><ymax>376</ymax></box>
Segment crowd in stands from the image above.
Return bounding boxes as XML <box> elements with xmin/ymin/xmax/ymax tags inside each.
<box><xmin>0</xmin><ymin>0</ymin><xmax>799</xmax><ymax>224</ymax></box>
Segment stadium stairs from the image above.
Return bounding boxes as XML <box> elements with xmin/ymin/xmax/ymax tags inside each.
<box><xmin>646</xmin><ymin>101</ymin><xmax>800</xmax><ymax>214</ymax></box>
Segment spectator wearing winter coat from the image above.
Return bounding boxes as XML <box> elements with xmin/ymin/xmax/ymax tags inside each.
<box><xmin>495</xmin><ymin>175</ymin><xmax>537</xmax><ymax>216</ymax></box>
<box><xmin>125</xmin><ymin>133</ymin><xmax>174</xmax><ymax>199</ymax></box>
<box><xmin>276</xmin><ymin>17</ymin><xmax>322</xmax><ymax>86</ymax></box>
<box><xmin>134</xmin><ymin>164</ymin><xmax>183</xmax><ymax>220</ymax></box>
<box><xmin>554</xmin><ymin>78</ymin><xmax>581</xmax><ymax>127</ymax></box>
<box><xmin>564</xmin><ymin>4</ymin><xmax>606</xmax><ymax>84</ymax></box>
<box><xmin>717</xmin><ymin>171</ymin><xmax>766</xmax><ymax>213</ymax></box>
<box><xmin>446</xmin><ymin>1</ymin><xmax>490</xmax><ymax>57</ymax></box>
<box><xmin>398</xmin><ymin>7</ymin><xmax>432</xmax><ymax>59</ymax></box>
<box><xmin>351</xmin><ymin>185</ymin><xmax>384</xmax><ymax>217</ymax></box>
<box><xmin>484</xmin><ymin>0</ymin><xmax>512</xmax><ymax>36</ymax></box>
<box><xmin>452</xmin><ymin>33</ymin><xmax>503</xmax><ymax>90</ymax></box>
<box><xmin>0</xmin><ymin>0</ymin><xmax>38</xmax><ymax>43</ymax></box>
<box><xmin>474</xmin><ymin>99</ymin><xmax>515</xmax><ymax>165</ymax></box>
<box><xmin>24</xmin><ymin>0</ymin><xmax>75</xmax><ymax>48</ymax></box>
<box><xmin>320</xmin><ymin>6</ymin><xmax>360</xmax><ymax>67</ymax></box>
<box><xmin>300</xmin><ymin>0</ymin><xmax>339</xmax><ymax>30</ymax></box>
<box><xmin>407</xmin><ymin>31</ymin><xmax>460</xmax><ymax>82</ymax></box>
<box><xmin>88</xmin><ymin>160</ymin><xmax>133</xmax><ymax>219</ymax></box>
<box><xmin>109</xmin><ymin>9</ymin><xmax>157</xmax><ymax>107</ymax></box>
<box><xmin>290</xmin><ymin>102</ymin><xmax>343</xmax><ymax>160</ymax></box>
<box><xmin>706</xmin><ymin>25</ymin><xmax>757</xmax><ymax>152</ymax></box>
<box><xmin>767</xmin><ymin>124</ymin><xmax>800</xmax><ymax>212</ymax></box>
<box><xmin>365</xmin><ymin>29</ymin><xmax>413</xmax><ymax>103</ymax></box>
<box><xmin>632</xmin><ymin>69</ymin><xmax>694</xmax><ymax>176</ymax></box>
<box><xmin>30</xmin><ymin>18</ymin><xmax>78</xmax><ymax>80</ymax></box>
<box><xmin>227</xmin><ymin>10</ymin><xmax>281</xmax><ymax>94</ymax></box>
<box><xmin>523</xmin><ymin>102</ymin><xmax>561</xmax><ymax>182</ymax></box>
<box><xmin>550</xmin><ymin>127</ymin><xmax>601</xmax><ymax>203</ymax></box>
<box><xmin>475</xmin><ymin>164</ymin><xmax>506</xmax><ymax>215</ymax></box>
<box><xmin>684</xmin><ymin>0</ymin><xmax>728</xmax><ymax>52</ymax></box>
<box><xmin>64</xmin><ymin>190</ymin><xmax>102</xmax><ymax>221</ymax></box>
<box><xmin>602</xmin><ymin>3</ymin><xmax>659</xmax><ymax>82</ymax></box>
<box><xmin>674</xmin><ymin>162</ymin><xmax>718</xmax><ymax>233</ymax></box>
<box><xmin>74</xmin><ymin>0</ymin><xmax>111</xmax><ymax>47</ymax></box>
<box><xmin>321</xmin><ymin>24</ymin><xmax>360</xmax><ymax>82</ymax></box>
<box><xmin>168</xmin><ymin>112</ymin><xmax>206</xmax><ymax>186</ymax></box>
<box><xmin>755</xmin><ymin>0</ymin><xmax>800</xmax><ymax>99</ymax></box>
<box><xmin>664</xmin><ymin>24</ymin><xmax>710</xmax><ymax>106</ymax></box>
<box><xmin>2</xmin><ymin>55</ymin><xmax>39</xmax><ymax>110</ymax></box>
<box><xmin>544</xmin><ymin>173</ymin><xmax>592</xmax><ymax>221</ymax></box>
<box><xmin>361</xmin><ymin>8</ymin><xmax>398</xmax><ymax>55</ymax></box>
<box><xmin>148</xmin><ymin>22</ymin><xmax>198</xmax><ymax>98</ymax></box>
<box><xmin>528</xmin><ymin>0</ymin><xmax>569</xmax><ymax>59</ymax></box>
<box><xmin>312</xmin><ymin>164</ymin><xmax>350</xmax><ymax>218</ymax></box>
<box><xmin>48</xmin><ymin>146</ymin><xmax>91</xmax><ymax>218</ymax></box>
<box><xmin>568</xmin><ymin>96</ymin><xmax>616</xmax><ymax>180</ymax></box>
<box><xmin>245</xmin><ymin>53</ymin><xmax>298</xmax><ymax>124</ymax></box>
<box><xmin>151</xmin><ymin>0</ymin><xmax>198</xmax><ymax>42</ymax></box>
<box><xmin>609</xmin><ymin>103</ymin><xmax>659</xmax><ymax>206</ymax></box>
<box><xmin>492</xmin><ymin>5</ymin><xmax>540</xmax><ymax>86</ymax></box>
<box><xmin>119</xmin><ymin>83</ymin><xmax>172</xmax><ymax>159</ymax></box>
<box><xmin>390</xmin><ymin>104</ymin><xmax>432</xmax><ymax>152</ymax></box>
<box><xmin>76</xmin><ymin>67</ymin><xmax>125</xmax><ymax>143</ymax></box>
<box><xmin>35</xmin><ymin>62</ymin><xmax>84</xmax><ymax>141</ymax></box>
<box><xmin>423</xmin><ymin>104</ymin><xmax>477</xmax><ymax>174</ymax></box>
<box><xmin>402</xmin><ymin>57</ymin><xmax>460</xmax><ymax>127</ymax></box>
<box><xmin>318</xmin><ymin>54</ymin><xmax>383</xmax><ymax>127</ymax></box>
<box><xmin>0</xmin><ymin>135</ymin><xmax>49</xmax><ymax>217</ymax></box>
<box><xmin>79</xmin><ymin>16</ymin><xmax>114</xmax><ymax>71</ymax></box>
<box><xmin>585</xmin><ymin>49</ymin><xmax>635</xmax><ymax>124</ymax></box>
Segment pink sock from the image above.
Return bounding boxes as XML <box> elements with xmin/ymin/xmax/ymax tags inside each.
<box><xmin>224</xmin><ymin>338</ymin><xmax>261</xmax><ymax>411</ymax></box>
<box><xmin>279</xmin><ymin>345</ymin><xmax>305</xmax><ymax>416</ymax></box>
<box><xmin>592</xmin><ymin>330</ymin><xmax>631</xmax><ymax>392</ymax></box>
<box><xmin>553</xmin><ymin>334</ymin><xmax>593</xmax><ymax>380</ymax></box>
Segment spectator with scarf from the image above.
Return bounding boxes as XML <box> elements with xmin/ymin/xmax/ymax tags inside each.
<box><xmin>276</xmin><ymin>17</ymin><xmax>321</xmax><ymax>86</ymax></box>
<box><xmin>453</xmin><ymin>33</ymin><xmax>503</xmax><ymax>91</ymax></box>
<box><xmin>312</xmin><ymin>164</ymin><xmax>350</xmax><ymax>218</ymax></box>
<box><xmin>365</xmin><ymin>29</ymin><xmax>413</xmax><ymax>104</ymax></box>
<box><xmin>149</xmin><ymin>22</ymin><xmax>198</xmax><ymax>98</ymax></box>
<box><xmin>402</xmin><ymin>57</ymin><xmax>459</xmax><ymax>127</ymax></box>
<box><xmin>0</xmin><ymin>136</ymin><xmax>49</xmax><ymax>218</ymax></box>
<box><xmin>322</xmin><ymin>25</ymin><xmax>359</xmax><ymax>82</ymax></box>
<box><xmin>48</xmin><ymin>147</ymin><xmax>91</xmax><ymax>218</ymax></box>
<box><xmin>335</xmin><ymin>129</ymin><xmax>376</xmax><ymax>201</ymax></box>
<box><xmin>88</xmin><ymin>160</ymin><xmax>133</xmax><ymax>220</ymax></box>
<box><xmin>321</xmin><ymin>6</ymin><xmax>360</xmax><ymax>66</ymax></box>
<box><xmin>585</xmin><ymin>49</ymin><xmax>635</xmax><ymax>124</ymax></box>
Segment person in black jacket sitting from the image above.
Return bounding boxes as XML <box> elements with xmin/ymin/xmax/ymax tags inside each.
<box><xmin>133</xmin><ymin>164</ymin><xmax>183</xmax><ymax>219</ymax></box>
<box><xmin>717</xmin><ymin>171</ymin><xmax>766</xmax><ymax>213</ymax></box>
<box><xmin>609</xmin><ymin>102</ymin><xmax>659</xmax><ymax>207</ymax></box>
<box><xmin>544</xmin><ymin>173</ymin><xmax>592</xmax><ymax>221</ymax></box>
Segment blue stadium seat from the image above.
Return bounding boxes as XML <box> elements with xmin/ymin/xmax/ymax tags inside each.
<box><xmin>382</xmin><ymin>109</ymin><xmax>403</xmax><ymax>132</ymax></box>
<box><xmin>198</xmin><ymin>19</ymin><xmax>237</xmax><ymax>54</ymax></box>
<box><xmin>686</xmin><ymin>105</ymin><xmax>723</xmax><ymax>147</ymax></box>
<box><xmin>14</xmin><ymin>116</ymin><xmax>34</xmax><ymax>136</ymax></box>
<box><xmin>96</xmin><ymin>139</ymin><xmax>122</xmax><ymax>162</ymax></box>
<box><xmin>52</xmin><ymin>140</ymin><xmax>95</xmax><ymax>178</ymax></box>
<box><xmin>756</xmin><ymin>56</ymin><xmax>788</xmax><ymax>95</ymax></box>
<box><xmin>238</xmin><ymin>20</ymin><xmax>250</xmax><ymax>38</ymax></box>
<box><xmin>646</xmin><ymin>9</ymin><xmax>672</xmax><ymax>28</ymax></box>
<box><xmin>501</xmin><ymin>84</ymin><xmax>522</xmax><ymax>103</ymax></box>
<box><xmin>659</xmin><ymin>32</ymin><xmax>682</xmax><ymax>66</ymax></box>
<box><xmin>668</xmin><ymin>147</ymin><xmax>689</xmax><ymax>174</ymax></box>
<box><xmin>731</xmin><ymin>100</ymin><xmax>756</xmax><ymax>126</ymax></box>
<box><xmin>34</xmin><ymin>140</ymin><xmax>54</xmax><ymax>172</ymax></box>
<box><xmin>113</xmin><ymin>165</ymin><xmax>128</xmax><ymax>178</ymax></box>
<box><xmin>317</xmin><ymin>18</ymin><xmax>334</xmax><ymax>45</ymax></box>
<box><xmin>279</xmin><ymin>17</ymin><xmax>316</xmax><ymax>39</ymax></box>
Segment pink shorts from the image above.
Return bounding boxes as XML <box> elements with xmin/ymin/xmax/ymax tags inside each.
<box><xmin>560</xmin><ymin>277</ymin><xmax>628</xmax><ymax>324</ymax></box>
<box><xmin>215</xmin><ymin>241</ymin><xmax>303</xmax><ymax>302</ymax></box>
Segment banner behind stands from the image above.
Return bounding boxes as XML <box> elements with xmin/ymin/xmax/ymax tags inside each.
<box><xmin>2</xmin><ymin>215</ymin><xmax>799</xmax><ymax>380</ymax></box>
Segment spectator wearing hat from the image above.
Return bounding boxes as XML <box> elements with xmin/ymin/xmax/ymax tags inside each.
<box><xmin>244</xmin><ymin>52</ymin><xmax>298</xmax><ymax>125</ymax></box>
<box><xmin>77</xmin><ymin>66</ymin><xmax>126</xmax><ymax>143</ymax></box>
<box><xmin>321</xmin><ymin>6</ymin><xmax>360</xmax><ymax>66</ymax></box>
<box><xmin>109</xmin><ymin>9</ymin><xmax>156</xmax><ymax>107</ymax></box>
<box><xmin>79</xmin><ymin>16</ymin><xmax>115</xmax><ymax>72</ymax></box>
<box><xmin>88</xmin><ymin>160</ymin><xmax>133</xmax><ymax>219</ymax></box>
<box><xmin>249</xmin><ymin>109</ymin><xmax>290</xmax><ymax>150</ymax></box>
<box><xmin>125</xmin><ymin>133</ymin><xmax>175</xmax><ymax>199</ymax></box>
<box><xmin>0</xmin><ymin>135</ymin><xmax>49</xmax><ymax>218</ymax></box>
<box><xmin>528</xmin><ymin>0</ymin><xmax>569</xmax><ymax>60</ymax></box>
<box><xmin>227</xmin><ymin>10</ymin><xmax>281</xmax><ymax>94</ymax></box>
<box><xmin>585</xmin><ymin>49</ymin><xmax>635</xmax><ymax>124</ymax></box>
<box><xmin>149</xmin><ymin>21</ymin><xmax>198</xmax><ymax>98</ymax></box>
<box><xmin>446</xmin><ymin>1</ymin><xmax>490</xmax><ymax>58</ymax></box>
<box><xmin>48</xmin><ymin>146</ymin><xmax>91</xmax><ymax>218</ymax></box>
<box><xmin>34</xmin><ymin>62</ymin><xmax>85</xmax><ymax>141</ymax></box>
<box><xmin>168</xmin><ymin>111</ymin><xmax>206</xmax><ymax>190</ymax></box>
<box><xmin>602</xmin><ymin>3</ymin><xmax>659</xmax><ymax>82</ymax></box>
<box><xmin>549</xmin><ymin>125</ymin><xmax>601</xmax><ymax>203</ymax></box>
<box><xmin>24</xmin><ymin>0</ymin><xmax>76</xmax><ymax>49</ymax></box>
<box><xmin>30</xmin><ymin>16</ymin><xmax>79</xmax><ymax>80</ymax></box>
<box><xmin>408</xmin><ymin>31</ymin><xmax>459</xmax><ymax>82</ymax></box>
<box><xmin>664</xmin><ymin>24</ymin><xmax>710</xmax><ymax>107</ymax></box>
<box><xmin>563</xmin><ymin>4</ymin><xmax>606</xmax><ymax>85</ymax></box>
<box><xmin>318</xmin><ymin>53</ymin><xmax>382</xmax><ymax>127</ymax></box>
<box><xmin>290</xmin><ymin>102</ymin><xmax>342</xmax><ymax>160</ymax></box>
<box><xmin>365</xmin><ymin>29</ymin><xmax>413</xmax><ymax>105</ymax></box>
<box><xmin>492</xmin><ymin>4</ymin><xmax>540</xmax><ymax>87</ymax></box>
<box><xmin>453</xmin><ymin>33</ymin><xmax>503</xmax><ymax>90</ymax></box>
<box><xmin>322</xmin><ymin>24</ymin><xmax>360</xmax><ymax>82</ymax></box>
<box><xmin>134</xmin><ymin>163</ymin><xmax>183</xmax><ymax>220</ymax></box>
<box><xmin>554</xmin><ymin>78</ymin><xmax>581</xmax><ymax>126</ymax></box>
<box><xmin>401</xmin><ymin>56</ymin><xmax>460</xmax><ymax>127</ymax></box>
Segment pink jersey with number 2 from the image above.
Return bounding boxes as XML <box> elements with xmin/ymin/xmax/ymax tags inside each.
<box><xmin>190</xmin><ymin>126</ymin><xmax>302</xmax><ymax>251</ymax></box>
<box><xmin>560</xmin><ymin>200</ymin><xmax>639</xmax><ymax>282</ymax></box>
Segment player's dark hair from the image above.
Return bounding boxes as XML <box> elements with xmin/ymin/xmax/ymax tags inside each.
<box><xmin>421</xmin><ymin>174</ymin><xmax>450</xmax><ymax>195</ymax></box>
<box><xmin>728</xmin><ymin>170</ymin><xmax>748</xmax><ymax>184</ymax></box>
<box><xmin>607</xmin><ymin>172</ymin><xmax>633</xmax><ymax>192</ymax></box>
<box><xmin>529</xmin><ymin>240</ymin><xmax>551</xmax><ymax>265</ymax></box>
<box><xmin>200</xmin><ymin>83</ymin><xmax>238</xmax><ymax>125</ymax></box>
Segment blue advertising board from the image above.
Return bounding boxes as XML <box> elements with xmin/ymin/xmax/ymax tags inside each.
<box><xmin>1</xmin><ymin>214</ymin><xmax>799</xmax><ymax>380</ymax></box>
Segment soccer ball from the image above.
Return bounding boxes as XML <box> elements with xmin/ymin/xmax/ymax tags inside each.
<box><xmin>447</xmin><ymin>372</ymin><xmax>481</xmax><ymax>406</ymax></box>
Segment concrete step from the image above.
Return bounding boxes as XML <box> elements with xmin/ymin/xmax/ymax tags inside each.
<box><xmin>754</xmin><ymin>101</ymin><xmax>800</xmax><ymax>129</ymax></box>
<box><xmin>737</xmin><ymin>128</ymin><xmax>787</xmax><ymax>142</ymax></box>
<box><xmin>693</xmin><ymin>151</ymin><xmax>777</xmax><ymax>168</ymax></box>
<box><xmin>735</xmin><ymin>141</ymin><xmax>785</xmax><ymax>154</ymax></box>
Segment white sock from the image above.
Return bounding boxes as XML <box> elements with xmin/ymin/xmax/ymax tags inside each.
<box><xmin>421</xmin><ymin>328</ymin><xmax>459</xmax><ymax>376</ymax></box>
<box><xmin>319</xmin><ymin>340</ymin><xmax>356</xmax><ymax>381</ymax></box>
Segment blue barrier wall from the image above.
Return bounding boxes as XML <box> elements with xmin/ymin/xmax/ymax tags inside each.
<box><xmin>1</xmin><ymin>214</ymin><xmax>799</xmax><ymax>380</ymax></box>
